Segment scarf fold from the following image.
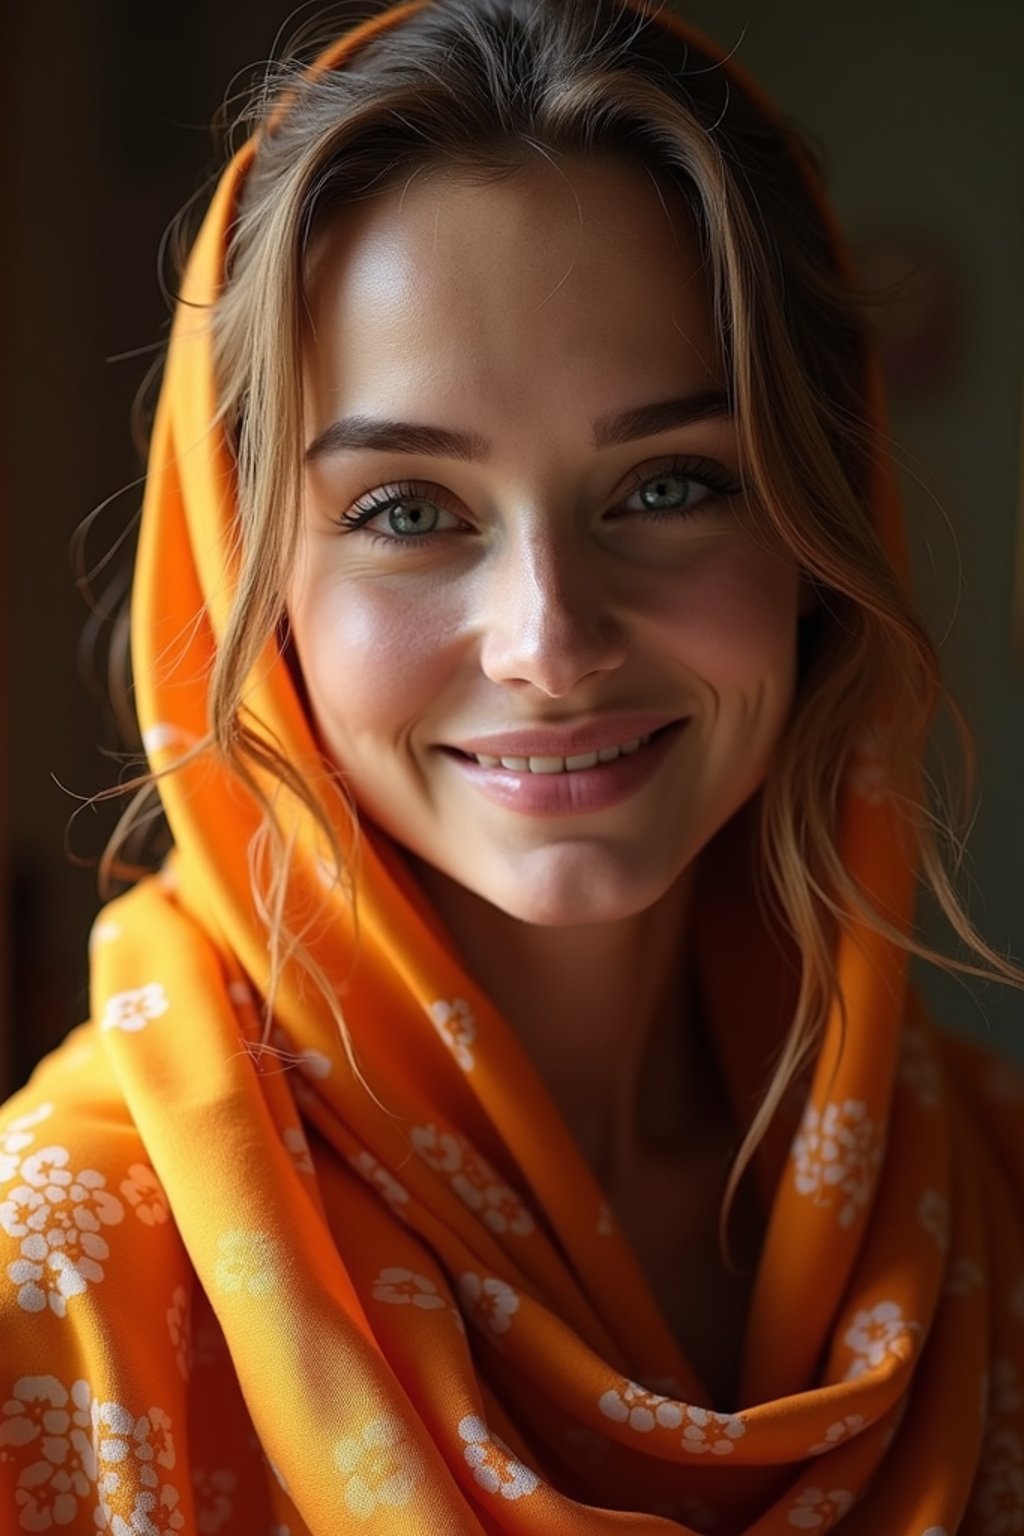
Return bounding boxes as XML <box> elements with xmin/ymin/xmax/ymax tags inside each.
<box><xmin>3</xmin><ymin>3</ymin><xmax>1022</xmax><ymax>1532</ymax></box>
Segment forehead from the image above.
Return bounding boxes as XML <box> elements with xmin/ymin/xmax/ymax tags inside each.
<box><xmin>302</xmin><ymin>153</ymin><xmax>722</xmax><ymax>425</ymax></box>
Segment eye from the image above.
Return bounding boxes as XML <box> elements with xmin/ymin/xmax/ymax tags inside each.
<box><xmin>617</xmin><ymin>457</ymin><xmax>741</xmax><ymax>520</ymax></box>
<box><xmin>335</xmin><ymin>480</ymin><xmax>465</xmax><ymax>542</ymax></box>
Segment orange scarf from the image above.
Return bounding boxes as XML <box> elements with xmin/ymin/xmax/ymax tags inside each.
<box><xmin>3</xmin><ymin>4</ymin><xmax>1023</xmax><ymax>1532</ymax></box>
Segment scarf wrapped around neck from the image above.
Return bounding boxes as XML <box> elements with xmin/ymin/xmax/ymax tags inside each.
<box><xmin>3</xmin><ymin>3</ymin><xmax>1023</xmax><ymax>1532</ymax></box>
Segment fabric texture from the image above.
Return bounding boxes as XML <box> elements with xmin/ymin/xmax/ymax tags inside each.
<box><xmin>3</xmin><ymin>2</ymin><xmax>1023</xmax><ymax>1531</ymax></box>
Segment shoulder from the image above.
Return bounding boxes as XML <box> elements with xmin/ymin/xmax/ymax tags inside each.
<box><xmin>0</xmin><ymin>1021</ymin><xmax>182</xmax><ymax>1320</ymax></box>
<box><xmin>0</xmin><ymin>1026</ymin><xmax>270</xmax><ymax>1530</ymax></box>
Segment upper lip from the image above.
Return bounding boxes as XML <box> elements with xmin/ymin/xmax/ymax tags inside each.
<box><xmin>447</xmin><ymin>714</ymin><xmax>684</xmax><ymax>759</ymax></box>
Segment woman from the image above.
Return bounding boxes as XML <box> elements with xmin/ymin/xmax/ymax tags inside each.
<box><xmin>1</xmin><ymin>0</ymin><xmax>1021</xmax><ymax>1530</ymax></box>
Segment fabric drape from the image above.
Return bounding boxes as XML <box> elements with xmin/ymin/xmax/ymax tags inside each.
<box><xmin>3</xmin><ymin>3</ymin><xmax>1023</xmax><ymax>1532</ymax></box>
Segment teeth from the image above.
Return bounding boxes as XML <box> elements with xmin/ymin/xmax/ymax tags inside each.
<box><xmin>473</xmin><ymin>734</ymin><xmax>651</xmax><ymax>773</ymax></box>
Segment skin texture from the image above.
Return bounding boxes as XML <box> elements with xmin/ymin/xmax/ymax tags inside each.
<box><xmin>288</xmin><ymin>154</ymin><xmax>803</xmax><ymax>1216</ymax></box>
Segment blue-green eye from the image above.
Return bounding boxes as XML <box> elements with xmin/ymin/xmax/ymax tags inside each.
<box><xmin>383</xmin><ymin>498</ymin><xmax>440</xmax><ymax>535</ymax></box>
<box><xmin>621</xmin><ymin>458</ymin><xmax>741</xmax><ymax>520</ymax></box>
<box><xmin>336</xmin><ymin>481</ymin><xmax>462</xmax><ymax>541</ymax></box>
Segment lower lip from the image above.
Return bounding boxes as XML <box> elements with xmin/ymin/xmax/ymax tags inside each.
<box><xmin>441</xmin><ymin>722</ymin><xmax>687</xmax><ymax>817</ymax></box>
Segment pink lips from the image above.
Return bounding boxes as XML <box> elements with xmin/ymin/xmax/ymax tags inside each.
<box><xmin>442</xmin><ymin>719</ymin><xmax>687</xmax><ymax>817</ymax></box>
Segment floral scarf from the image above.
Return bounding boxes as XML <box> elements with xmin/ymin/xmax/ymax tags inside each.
<box><xmin>2</xmin><ymin>2</ymin><xmax>1023</xmax><ymax>1532</ymax></box>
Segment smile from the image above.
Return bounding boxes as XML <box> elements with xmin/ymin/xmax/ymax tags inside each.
<box><xmin>468</xmin><ymin>734</ymin><xmax>651</xmax><ymax>775</ymax></box>
<box><xmin>443</xmin><ymin>721</ymin><xmax>685</xmax><ymax>817</ymax></box>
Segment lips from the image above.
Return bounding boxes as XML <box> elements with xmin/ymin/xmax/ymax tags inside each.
<box><xmin>443</xmin><ymin>719</ymin><xmax>686</xmax><ymax>816</ymax></box>
<box><xmin>446</xmin><ymin>714</ymin><xmax>683</xmax><ymax>764</ymax></box>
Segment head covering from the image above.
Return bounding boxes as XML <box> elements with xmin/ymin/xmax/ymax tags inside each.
<box><xmin>3</xmin><ymin>2</ymin><xmax>1023</xmax><ymax>1532</ymax></box>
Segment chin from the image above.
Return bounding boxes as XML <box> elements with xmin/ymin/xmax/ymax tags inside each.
<box><xmin>469</xmin><ymin>855</ymin><xmax>681</xmax><ymax>929</ymax></box>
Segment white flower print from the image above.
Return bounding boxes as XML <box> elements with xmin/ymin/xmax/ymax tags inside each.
<box><xmin>410</xmin><ymin>1125</ymin><xmax>534</xmax><ymax>1236</ymax></box>
<box><xmin>0</xmin><ymin>1375</ymin><xmax>96</xmax><ymax>1528</ymax></box>
<box><xmin>191</xmin><ymin>1466</ymin><xmax>238</xmax><ymax>1533</ymax></box>
<box><xmin>142</xmin><ymin>721</ymin><xmax>199</xmax><ymax>756</ymax></box>
<box><xmin>372</xmin><ymin>1267</ymin><xmax>447</xmax><ymax>1310</ymax></box>
<box><xmin>971</xmin><ymin>1425</ymin><xmax>1024</xmax><ymax>1535</ymax></box>
<box><xmin>100</xmin><ymin>983</ymin><xmax>170</xmax><ymax>1034</ymax></box>
<box><xmin>1</xmin><ymin>1145</ymin><xmax>125</xmax><ymax>1317</ymax></box>
<box><xmin>282</xmin><ymin>1127</ymin><xmax>314</xmax><ymax>1175</ymax></box>
<box><xmin>213</xmin><ymin>1229</ymin><xmax>279</xmax><ymax>1298</ymax></box>
<box><xmin>897</xmin><ymin>1023</ymin><xmax>944</xmax><ymax>1110</ymax></box>
<box><xmin>120</xmin><ymin>1162</ymin><xmax>170</xmax><ymax>1226</ymax></box>
<box><xmin>787</xmin><ymin>1486</ymin><xmax>855</xmax><ymax>1529</ymax></box>
<box><xmin>458</xmin><ymin>1273</ymin><xmax>520</xmax><ymax>1336</ymax></box>
<box><xmin>88</xmin><ymin>919</ymin><xmax>122</xmax><ymax>953</ymax></box>
<box><xmin>332</xmin><ymin>1413</ymin><xmax>425</xmax><ymax>1519</ymax></box>
<box><xmin>167</xmin><ymin>1284</ymin><xmax>193</xmax><ymax>1382</ymax></box>
<box><xmin>946</xmin><ymin>1255</ymin><xmax>985</xmax><ymax>1297</ymax></box>
<box><xmin>298</xmin><ymin>1048</ymin><xmax>332</xmax><ymax>1081</ymax></box>
<box><xmin>428</xmin><ymin>998</ymin><xmax>477</xmax><ymax>1071</ymax></box>
<box><xmin>0</xmin><ymin>1101</ymin><xmax>53</xmax><ymax>1183</ymax></box>
<box><xmin>843</xmin><ymin>1300</ymin><xmax>920</xmax><ymax>1380</ymax></box>
<box><xmin>917</xmin><ymin>1187</ymin><xmax>950</xmax><ymax>1250</ymax></box>
<box><xmin>792</xmin><ymin>1099</ymin><xmax>883</xmax><ymax>1228</ymax></box>
<box><xmin>93</xmin><ymin>1397</ymin><xmax>182</xmax><ymax>1534</ymax></box>
<box><xmin>0</xmin><ymin>1377</ymin><xmax>184</xmax><ymax>1535</ymax></box>
<box><xmin>409</xmin><ymin>1124</ymin><xmax>463</xmax><ymax>1174</ymax></box>
<box><xmin>808</xmin><ymin>1414</ymin><xmax>866</xmax><ymax>1456</ymax></box>
<box><xmin>598</xmin><ymin>1379</ymin><xmax>683</xmax><ymax>1433</ymax></box>
<box><xmin>680</xmin><ymin>1405</ymin><xmax>747</xmax><ymax>1456</ymax></box>
<box><xmin>457</xmin><ymin>1414</ymin><xmax>540</xmax><ymax>1500</ymax></box>
<box><xmin>347</xmin><ymin>1151</ymin><xmax>410</xmax><ymax>1213</ymax></box>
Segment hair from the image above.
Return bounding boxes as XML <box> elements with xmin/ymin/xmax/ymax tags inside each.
<box><xmin>91</xmin><ymin>0</ymin><xmax>1021</xmax><ymax>1263</ymax></box>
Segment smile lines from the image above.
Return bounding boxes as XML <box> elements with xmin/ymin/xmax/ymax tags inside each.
<box><xmin>469</xmin><ymin>734</ymin><xmax>651</xmax><ymax>775</ymax></box>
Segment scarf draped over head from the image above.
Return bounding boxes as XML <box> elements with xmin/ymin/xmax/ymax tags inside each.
<box><xmin>3</xmin><ymin>2</ymin><xmax>1024</xmax><ymax>1532</ymax></box>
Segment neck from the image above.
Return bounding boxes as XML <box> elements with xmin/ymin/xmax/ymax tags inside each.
<box><xmin>406</xmin><ymin>856</ymin><xmax>723</xmax><ymax>1183</ymax></box>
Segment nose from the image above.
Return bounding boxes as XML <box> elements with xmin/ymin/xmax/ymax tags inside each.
<box><xmin>477</xmin><ymin>523</ymin><xmax>628</xmax><ymax>697</ymax></box>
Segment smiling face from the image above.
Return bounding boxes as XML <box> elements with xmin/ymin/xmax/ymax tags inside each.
<box><xmin>287</xmin><ymin>154</ymin><xmax>804</xmax><ymax>927</ymax></box>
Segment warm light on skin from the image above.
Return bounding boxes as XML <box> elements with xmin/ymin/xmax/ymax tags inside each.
<box><xmin>288</xmin><ymin>154</ymin><xmax>804</xmax><ymax>931</ymax></box>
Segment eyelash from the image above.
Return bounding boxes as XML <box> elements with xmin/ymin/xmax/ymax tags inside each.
<box><xmin>334</xmin><ymin>455</ymin><xmax>742</xmax><ymax>546</ymax></box>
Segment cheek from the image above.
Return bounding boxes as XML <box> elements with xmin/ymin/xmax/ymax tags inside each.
<box><xmin>289</xmin><ymin>566</ymin><xmax>462</xmax><ymax>744</ymax></box>
<box><xmin>647</xmin><ymin>544</ymin><xmax>800</xmax><ymax>688</ymax></box>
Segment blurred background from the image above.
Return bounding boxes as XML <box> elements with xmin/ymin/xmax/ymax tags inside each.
<box><xmin>1</xmin><ymin>0</ymin><xmax>1022</xmax><ymax>1100</ymax></box>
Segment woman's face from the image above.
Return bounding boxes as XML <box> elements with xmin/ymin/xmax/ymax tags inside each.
<box><xmin>288</xmin><ymin>155</ymin><xmax>804</xmax><ymax>926</ymax></box>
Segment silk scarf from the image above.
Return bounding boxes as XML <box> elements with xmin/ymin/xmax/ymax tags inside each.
<box><xmin>3</xmin><ymin>3</ymin><xmax>1024</xmax><ymax>1532</ymax></box>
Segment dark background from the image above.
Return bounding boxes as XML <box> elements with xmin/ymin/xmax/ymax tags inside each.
<box><xmin>2</xmin><ymin>0</ymin><xmax>1022</xmax><ymax>1100</ymax></box>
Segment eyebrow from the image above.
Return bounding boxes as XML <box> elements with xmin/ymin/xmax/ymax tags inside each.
<box><xmin>303</xmin><ymin>389</ymin><xmax>731</xmax><ymax>463</ymax></box>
